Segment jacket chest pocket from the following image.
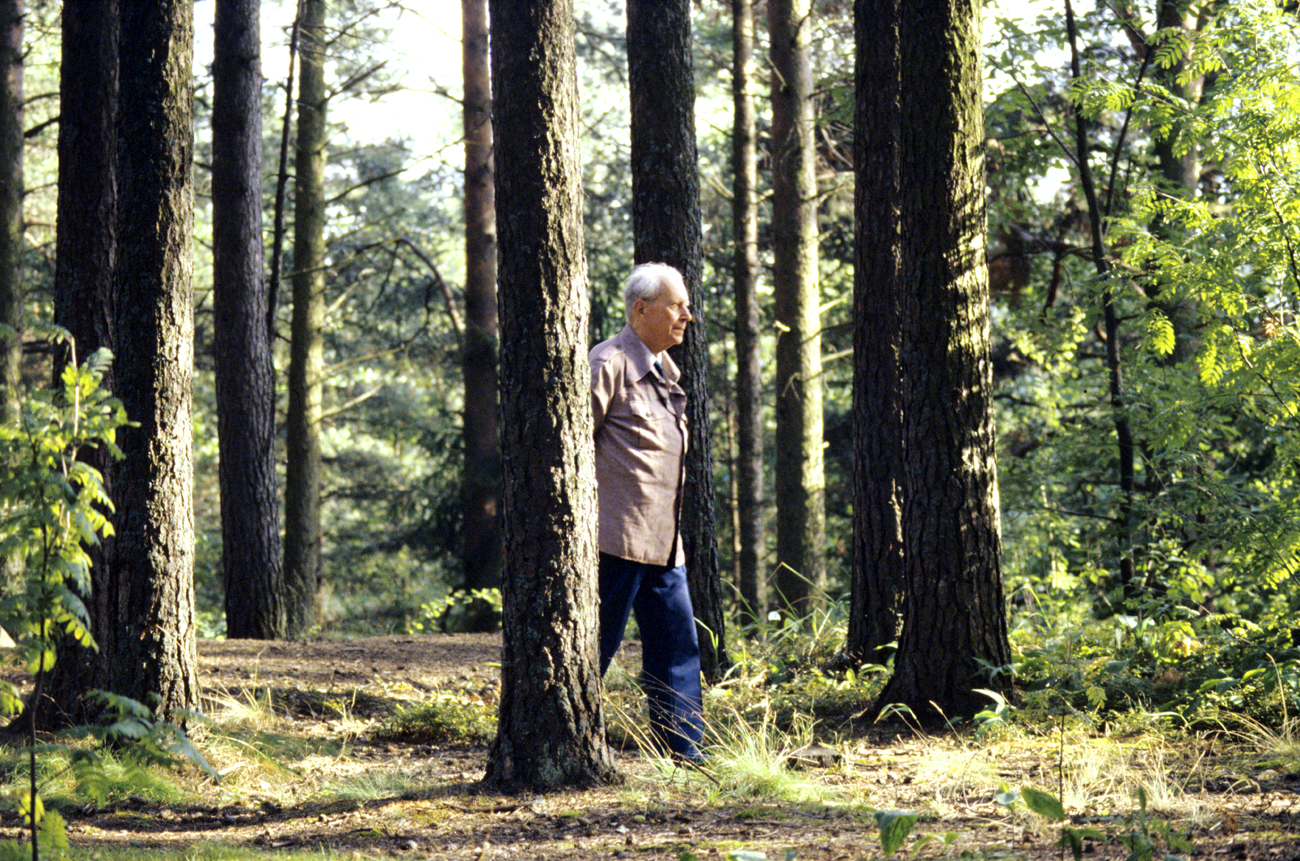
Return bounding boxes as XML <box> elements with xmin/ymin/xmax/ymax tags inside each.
<box><xmin>623</xmin><ymin>393</ymin><xmax>676</xmax><ymax>449</ymax></box>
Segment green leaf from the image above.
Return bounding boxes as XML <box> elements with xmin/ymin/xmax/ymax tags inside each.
<box><xmin>1022</xmin><ymin>787</ymin><xmax>1067</xmax><ymax>820</ymax></box>
<box><xmin>16</xmin><ymin>790</ymin><xmax>42</xmax><ymax>827</ymax></box>
<box><xmin>38</xmin><ymin>809</ymin><xmax>70</xmax><ymax>854</ymax></box>
<box><xmin>994</xmin><ymin>782</ymin><xmax>1021</xmax><ymax>808</ymax></box>
<box><xmin>1146</xmin><ymin>312</ymin><xmax>1176</xmax><ymax>356</ymax></box>
<box><xmin>874</xmin><ymin>810</ymin><xmax>919</xmax><ymax>856</ymax></box>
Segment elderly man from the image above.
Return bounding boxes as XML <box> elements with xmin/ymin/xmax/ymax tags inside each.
<box><xmin>590</xmin><ymin>262</ymin><xmax>705</xmax><ymax>763</ymax></box>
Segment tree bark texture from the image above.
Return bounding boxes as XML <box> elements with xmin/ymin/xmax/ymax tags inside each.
<box><xmin>1153</xmin><ymin>0</ymin><xmax>1204</xmax><ymax>198</ymax></box>
<box><xmin>732</xmin><ymin>0</ymin><xmax>764</xmax><ymax>626</ymax></box>
<box><xmin>484</xmin><ymin>0</ymin><xmax>618</xmax><ymax>791</ymax></box>
<box><xmin>459</xmin><ymin>0</ymin><xmax>502</xmax><ymax>611</ymax></box>
<box><xmin>43</xmin><ymin>0</ymin><xmax>120</xmax><ymax>728</ymax></box>
<box><xmin>213</xmin><ymin>0</ymin><xmax>285</xmax><ymax>639</ymax></box>
<box><xmin>768</xmin><ymin>0</ymin><xmax>825</xmax><ymax>613</ymax></box>
<box><xmin>866</xmin><ymin>0</ymin><xmax>1011</xmax><ymax>720</ymax></box>
<box><xmin>0</xmin><ymin>0</ymin><xmax>21</xmax><ymax>604</ymax></box>
<box><xmin>284</xmin><ymin>0</ymin><xmax>327</xmax><ymax>639</ymax></box>
<box><xmin>0</xmin><ymin>0</ymin><xmax>19</xmax><ymax>428</ymax></box>
<box><xmin>109</xmin><ymin>0</ymin><xmax>200</xmax><ymax>717</ymax></box>
<box><xmin>848</xmin><ymin>0</ymin><xmax>904</xmax><ymax>663</ymax></box>
<box><xmin>627</xmin><ymin>0</ymin><xmax>729</xmax><ymax>682</ymax></box>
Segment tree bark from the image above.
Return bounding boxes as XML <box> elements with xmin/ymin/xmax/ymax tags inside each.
<box><xmin>284</xmin><ymin>0</ymin><xmax>327</xmax><ymax>639</ymax></box>
<box><xmin>0</xmin><ymin>0</ymin><xmax>22</xmax><ymax>605</ymax></box>
<box><xmin>626</xmin><ymin>0</ymin><xmax>729</xmax><ymax>682</ymax></box>
<box><xmin>213</xmin><ymin>0</ymin><xmax>285</xmax><ymax>640</ymax></box>
<box><xmin>848</xmin><ymin>0</ymin><xmax>904</xmax><ymax>664</ymax></box>
<box><xmin>43</xmin><ymin>0</ymin><xmax>120</xmax><ymax>728</ymax></box>
<box><xmin>484</xmin><ymin>0</ymin><xmax>619</xmax><ymax>791</ymax></box>
<box><xmin>108</xmin><ymin>0</ymin><xmax>200</xmax><ymax>717</ymax></box>
<box><xmin>458</xmin><ymin>0</ymin><xmax>502</xmax><ymax>623</ymax></box>
<box><xmin>0</xmin><ymin>0</ymin><xmax>19</xmax><ymax>430</ymax></box>
<box><xmin>768</xmin><ymin>0</ymin><xmax>825</xmax><ymax>614</ymax></box>
<box><xmin>864</xmin><ymin>0</ymin><xmax>1011</xmax><ymax>721</ymax></box>
<box><xmin>731</xmin><ymin>0</ymin><xmax>764</xmax><ymax>627</ymax></box>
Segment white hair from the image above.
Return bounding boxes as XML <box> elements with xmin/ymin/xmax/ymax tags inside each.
<box><xmin>623</xmin><ymin>262</ymin><xmax>685</xmax><ymax>323</ymax></box>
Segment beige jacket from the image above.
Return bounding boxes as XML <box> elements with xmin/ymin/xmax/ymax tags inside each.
<box><xmin>590</xmin><ymin>326</ymin><xmax>688</xmax><ymax>568</ymax></box>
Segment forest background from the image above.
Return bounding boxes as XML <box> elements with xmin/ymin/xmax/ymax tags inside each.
<box><xmin>2</xmin><ymin>0</ymin><xmax>1299</xmax><ymax>774</ymax></box>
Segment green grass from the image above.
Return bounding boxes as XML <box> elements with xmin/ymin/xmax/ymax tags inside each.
<box><xmin>370</xmin><ymin>693</ymin><xmax>495</xmax><ymax>744</ymax></box>
<box><xmin>0</xmin><ymin>743</ymin><xmax>195</xmax><ymax>812</ymax></box>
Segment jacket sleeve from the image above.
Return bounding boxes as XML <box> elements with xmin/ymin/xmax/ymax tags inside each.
<box><xmin>591</xmin><ymin>353</ymin><xmax>616</xmax><ymax>435</ymax></box>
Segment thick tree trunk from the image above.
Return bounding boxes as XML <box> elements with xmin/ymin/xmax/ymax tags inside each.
<box><xmin>284</xmin><ymin>0</ymin><xmax>327</xmax><ymax>639</ymax></box>
<box><xmin>213</xmin><ymin>0</ymin><xmax>285</xmax><ymax>640</ymax></box>
<box><xmin>0</xmin><ymin>0</ymin><xmax>19</xmax><ymax>429</ymax></box>
<box><xmin>109</xmin><ymin>0</ymin><xmax>200</xmax><ymax>717</ymax></box>
<box><xmin>42</xmin><ymin>0</ymin><xmax>120</xmax><ymax>728</ymax></box>
<box><xmin>768</xmin><ymin>0</ymin><xmax>825</xmax><ymax>614</ymax></box>
<box><xmin>484</xmin><ymin>0</ymin><xmax>618</xmax><ymax>791</ymax></box>
<box><xmin>626</xmin><ymin>0</ymin><xmax>729</xmax><ymax>682</ymax></box>
<box><xmin>731</xmin><ymin>0</ymin><xmax>764</xmax><ymax>627</ymax></box>
<box><xmin>867</xmin><ymin>0</ymin><xmax>1011</xmax><ymax>721</ymax></box>
<box><xmin>848</xmin><ymin>0</ymin><xmax>904</xmax><ymax>665</ymax></box>
<box><xmin>458</xmin><ymin>0</ymin><xmax>502</xmax><ymax>621</ymax></box>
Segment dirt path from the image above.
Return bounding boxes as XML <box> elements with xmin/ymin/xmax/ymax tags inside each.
<box><xmin>199</xmin><ymin>633</ymin><xmax>504</xmax><ymax>691</ymax></box>
<box><xmin>10</xmin><ymin>635</ymin><xmax>1298</xmax><ymax>860</ymax></box>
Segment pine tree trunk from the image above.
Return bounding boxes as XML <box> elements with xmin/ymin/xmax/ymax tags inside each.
<box><xmin>283</xmin><ymin>0</ymin><xmax>327</xmax><ymax>639</ymax></box>
<box><xmin>0</xmin><ymin>0</ymin><xmax>22</xmax><ymax>601</ymax></box>
<box><xmin>627</xmin><ymin>0</ymin><xmax>729</xmax><ymax>682</ymax></box>
<box><xmin>848</xmin><ymin>0</ymin><xmax>904</xmax><ymax>664</ymax></box>
<box><xmin>42</xmin><ymin>0</ymin><xmax>120</xmax><ymax>728</ymax></box>
<box><xmin>866</xmin><ymin>0</ymin><xmax>1011</xmax><ymax>721</ymax></box>
<box><xmin>109</xmin><ymin>0</ymin><xmax>199</xmax><ymax>717</ymax></box>
<box><xmin>769</xmin><ymin>0</ymin><xmax>825</xmax><ymax>613</ymax></box>
<box><xmin>458</xmin><ymin>0</ymin><xmax>502</xmax><ymax>621</ymax></box>
<box><xmin>484</xmin><ymin>0</ymin><xmax>618</xmax><ymax>791</ymax></box>
<box><xmin>213</xmin><ymin>0</ymin><xmax>285</xmax><ymax>640</ymax></box>
<box><xmin>731</xmin><ymin>0</ymin><xmax>765</xmax><ymax>627</ymax></box>
<box><xmin>0</xmin><ymin>0</ymin><xmax>19</xmax><ymax>430</ymax></box>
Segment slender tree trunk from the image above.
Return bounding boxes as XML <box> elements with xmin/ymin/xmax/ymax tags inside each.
<box><xmin>484</xmin><ymin>0</ymin><xmax>618</xmax><ymax>791</ymax></box>
<box><xmin>627</xmin><ymin>0</ymin><xmax>728</xmax><ymax>681</ymax></box>
<box><xmin>284</xmin><ymin>0</ymin><xmax>327</xmax><ymax>638</ymax></box>
<box><xmin>732</xmin><ymin>0</ymin><xmax>764</xmax><ymax>627</ymax></box>
<box><xmin>109</xmin><ymin>0</ymin><xmax>199</xmax><ymax>717</ymax></box>
<box><xmin>768</xmin><ymin>0</ymin><xmax>825</xmax><ymax>613</ymax></box>
<box><xmin>42</xmin><ymin>0</ymin><xmax>120</xmax><ymax>728</ymax></box>
<box><xmin>1153</xmin><ymin>0</ymin><xmax>1204</xmax><ymax>199</ymax></box>
<box><xmin>213</xmin><ymin>0</ymin><xmax>285</xmax><ymax>639</ymax></box>
<box><xmin>458</xmin><ymin>0</ymin><xmax>502</xmax><ymax>623</ymax></box>
<box><xmin>1064</xmin><ymin>0</ymin><xmax>1137</xmax><ymax>603</ymax></box>
<box><xmin>848</xmin><ymin>0</ymin><xmax>904</xmax><ymax>664</ymax></box>
<box><xmin>0</xmin><ymin>0</ymin><xmax>23</xmax><ymax>592</ymax></box>
<box><xmin>267</xmin><ymin>4</ymin><xmax>304</xmax><ymax>340</ymax></box>
<box><xmin>868</xmin><ymin>0</ymin><xmax>1010</xmax><ymax>721</ymax></box>
<box><xmin>1127</xmin><ymin>1</ymin><xmax>1207</xmax><ymax>599</ymax></box>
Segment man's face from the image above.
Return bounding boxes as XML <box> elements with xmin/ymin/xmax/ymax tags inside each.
<box><xmin>634</xmin><ymin>277</ymin><xmax>693</xmax><ymax>354</ymax></box>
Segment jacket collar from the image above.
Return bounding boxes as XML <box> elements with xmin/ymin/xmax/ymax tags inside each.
<box><xmin>616</xmin><ymin>325</ymin><xmax>681</xmax><ymax>385</ymax></box>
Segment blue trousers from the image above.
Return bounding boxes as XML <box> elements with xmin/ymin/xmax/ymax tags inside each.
<box><xmin>598</xmin><ymin>553</ymin><xmax>704</xmax><ymax>759</ymax></box>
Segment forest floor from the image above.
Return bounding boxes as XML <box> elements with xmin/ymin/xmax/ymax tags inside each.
<box><xmin>8</xmin><ymin>634</ymin><xmax>1300</xmax><ymax>860</ymax></box>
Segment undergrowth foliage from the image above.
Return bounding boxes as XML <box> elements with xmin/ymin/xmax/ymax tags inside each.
<box><xmin>0</xmin><ymin>334</ymin><xmax>124</xmax><ymax>859</ymax></box>
<box><xmin>0</xmin><ymin>334</ymin><xmax>214</xmax><ymax>860</ymax></box>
